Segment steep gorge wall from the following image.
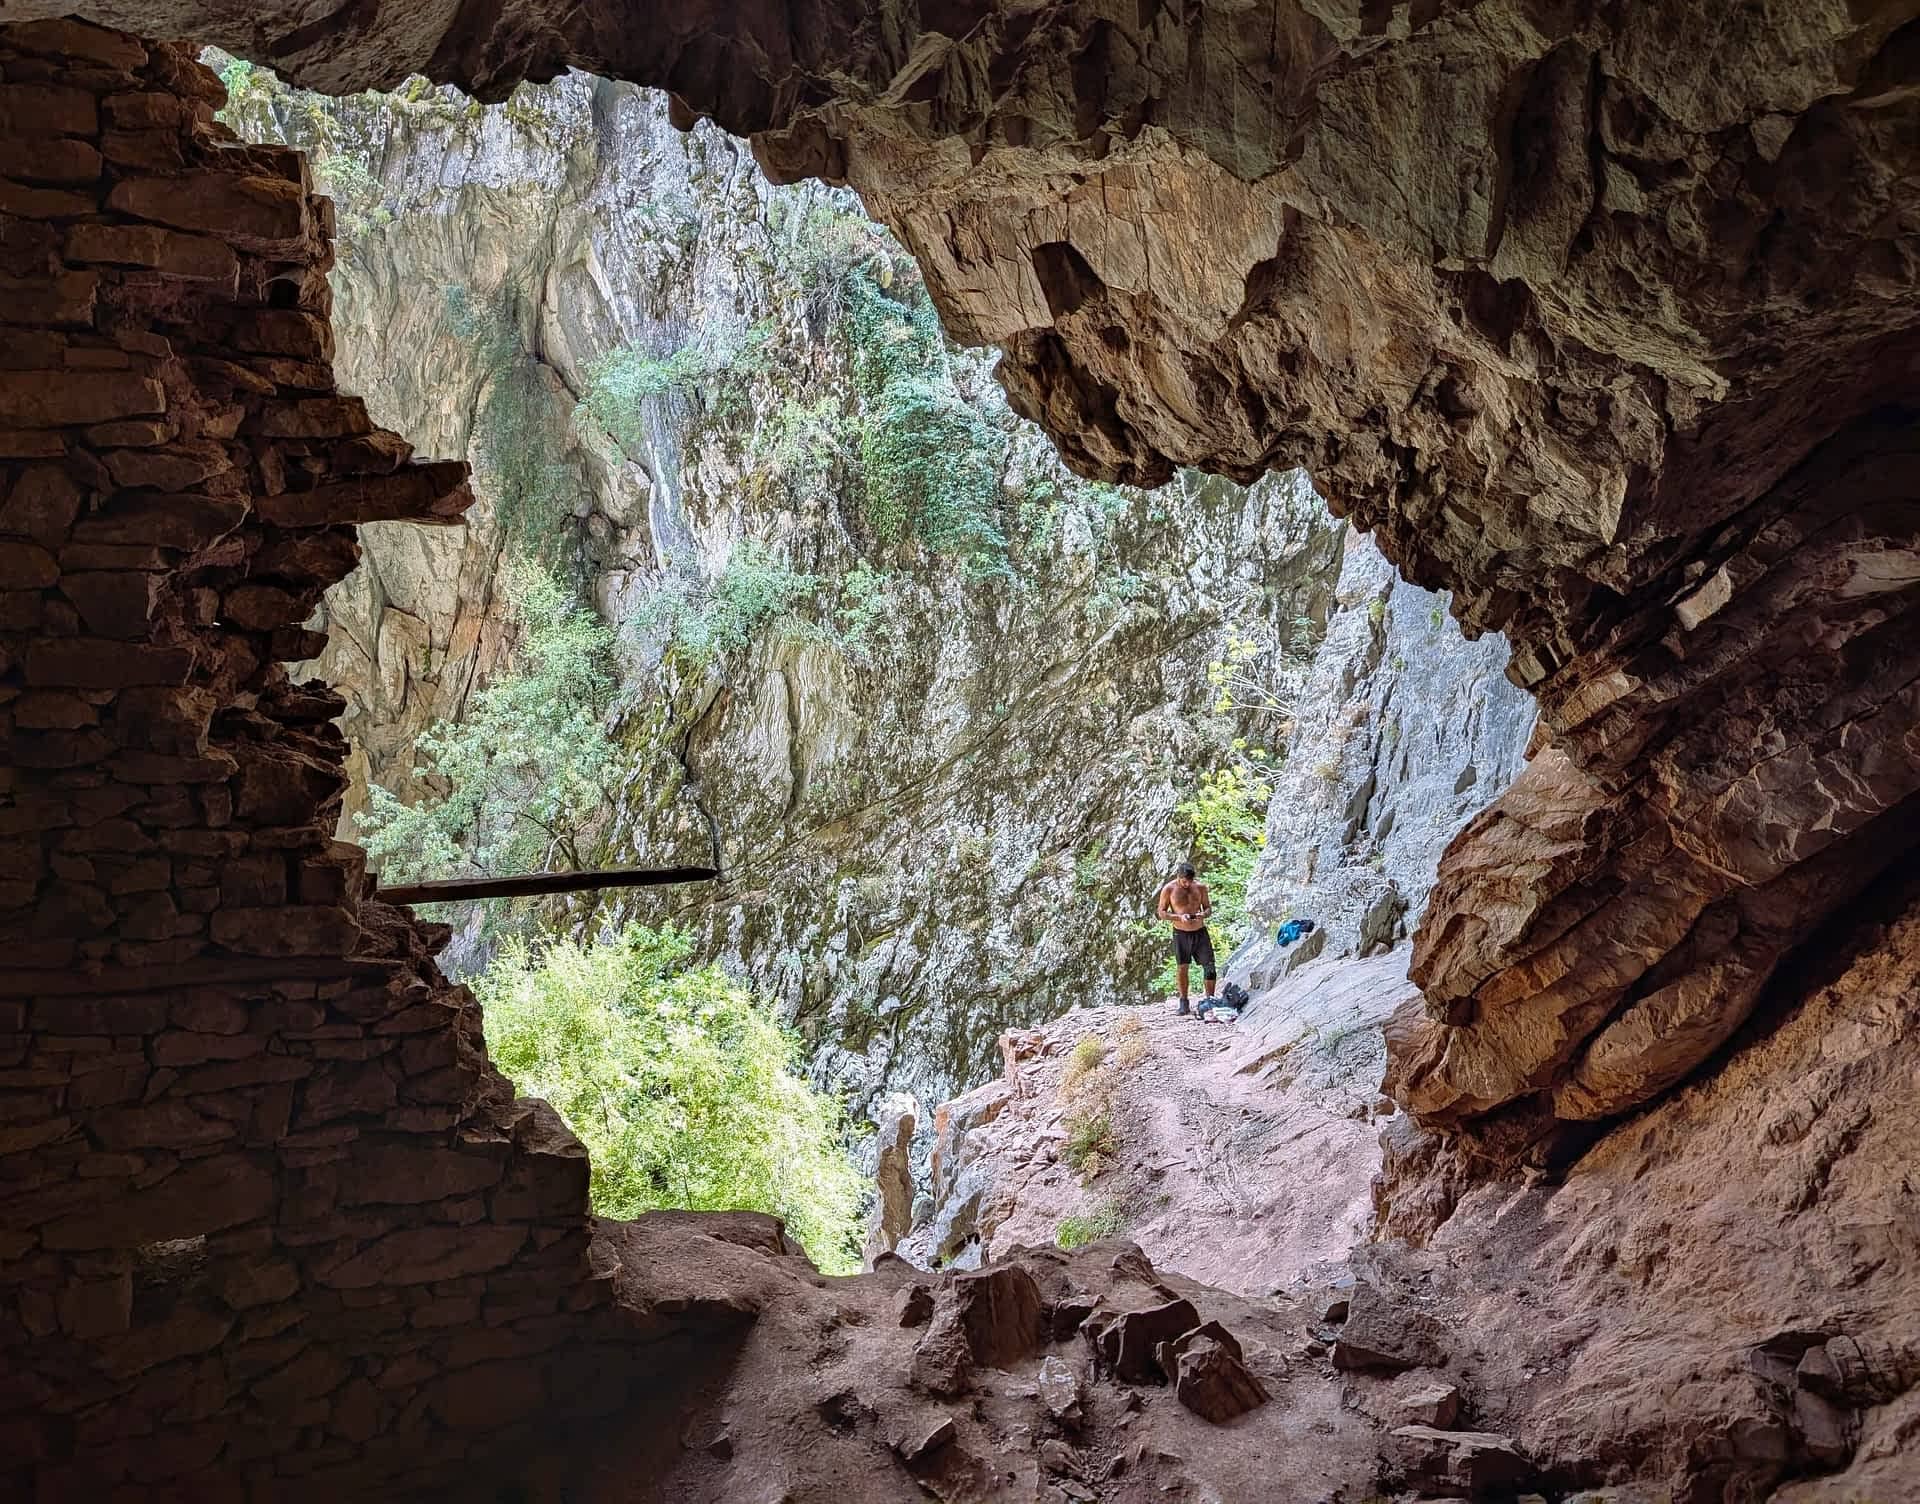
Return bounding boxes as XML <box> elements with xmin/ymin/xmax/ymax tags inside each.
<box><xmin>217</xmin><ymin>71</ymin><xmax>1423</xmax><ymax>1114</ymax></box>
<box><xmin>6</xmin><ymin>11</ymin><xmax>1920</xmax><ymax>1502</ymax></box>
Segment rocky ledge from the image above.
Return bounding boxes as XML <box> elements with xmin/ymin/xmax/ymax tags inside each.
<box><xmin>884</xmin><ymin>903</ymin><xmax>1920</xmax><ymax>1501</ymax></box>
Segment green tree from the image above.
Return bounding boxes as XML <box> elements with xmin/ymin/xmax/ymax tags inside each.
<box><xmin>356</xmin><ymin>566</ymin><xmax>618</xmax><ymax>883</ymax></box>
<box><xmin>474</xmin><ymin>925</ymin><xmax>866</xmax><ymax>1271</ymax></box>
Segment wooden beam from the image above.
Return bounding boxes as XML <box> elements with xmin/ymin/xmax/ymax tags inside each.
<box><xmin>374</xmin><ymin>865</ymin><xmax>719</xmax><ymax>906</ymax></box>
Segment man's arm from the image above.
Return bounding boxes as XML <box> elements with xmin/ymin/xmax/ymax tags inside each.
<box><xmin>1194</xmin><ymin>884</ymin><xmax>1213</xmax><ymax>920</ymax></box>
<box><xmin>1155</xmin><ymin>883</ymin><xmax>1175</xmax><ymax>920</ymax></box>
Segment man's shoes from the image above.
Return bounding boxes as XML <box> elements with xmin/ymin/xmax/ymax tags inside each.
<box><xmin>1176</xmin><ymin>999</ymin><xmax>1191</xmax><ymax>1016</ymax></box>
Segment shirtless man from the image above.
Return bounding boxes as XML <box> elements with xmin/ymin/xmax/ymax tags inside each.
<box><xmin>1156</xmin><ymin>863</ymin><xmax>1216</xmax><ymax>1017</ymax></box>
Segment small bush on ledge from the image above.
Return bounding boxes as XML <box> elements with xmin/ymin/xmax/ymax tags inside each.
<box><xmin>1056</xmin><ymin>1200</ymin><xmax>1125</xmax><ymax>1250</ymax></box>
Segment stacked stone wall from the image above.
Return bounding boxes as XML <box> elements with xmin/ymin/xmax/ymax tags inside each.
<box><xmin>0</xmin><ymin>22</ymin><xmax>633</xmax><ymax>1500</ymax></box>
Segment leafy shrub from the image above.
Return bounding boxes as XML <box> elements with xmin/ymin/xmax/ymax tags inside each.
<box><xmin>1056</xmin><ymin>1200</ymin><xmax>1124</xmax><ymax>1250</ymax></box>
<box><xmin>1063</xmin><ymin>1108</ymin><xmax>1117</xmax><ymax>1181</ymax></box>
<box><xmin>578</xmin><ymin>323</ymin><xmax>777</xmax><ymax>455</ymax></box>
<box><xmin>843</xmin><ymin>270</ymin><xmax>1010</xmax><ymax>574</ymax></box>
<box><xmin>833</xmin><ymin>562</ymin><xmax>897</xmax><ymax>655</ymax></box>
<box><xmin>474</xmin><ymin>924</ymin><xmax>865</xmax><ymax>1271</ymax></box>
<box><xmin>633</xmin><ymin>540</ymin><xmax>817</xmax><ymax>663</ymax></box>
<box><xmin>357</xmin><ymin>566</ymin><xmax>617</xmax><ymax>888</ymax></box>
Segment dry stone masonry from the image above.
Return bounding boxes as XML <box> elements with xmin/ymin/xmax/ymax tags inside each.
<box><xmin>0</xmin><ymin>24</ymin><xmax>647</xmax><ymax>1500</ymax></box>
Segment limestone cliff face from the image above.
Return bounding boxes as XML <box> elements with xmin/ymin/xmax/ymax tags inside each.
<box><xmin>218</xmin><ymin>71</ymin><xmax>1365</xmax><ymax>1114</ymax></box>
<box><xmin>1244</xmin><ymin>531</ymin><xmax>1535</xmax><ymax>969</ymax></box>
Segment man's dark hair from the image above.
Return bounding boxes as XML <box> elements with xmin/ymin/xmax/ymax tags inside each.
<box><xmin>1176</xmin><ymin>863</ymin><xmax>1196</xmax><ymax>879</ymax></box>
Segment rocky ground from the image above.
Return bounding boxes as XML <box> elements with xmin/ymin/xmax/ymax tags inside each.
<box><xmin>894</xmin><ymin>950</ymin><xmax>1418</xmax><ymax>1298</ymax></box>
<box><xmin>865</xmin><ymin>877</ymin><xmax>1920</xmax><ymax>1501</ymax></box>
<box><xmin>525</xmin><ymin>1210</ymin><xmax>1578</xmax><ymax>1504</ymax></box>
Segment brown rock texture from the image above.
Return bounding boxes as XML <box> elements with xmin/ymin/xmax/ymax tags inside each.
<box><xmin>3</xmin><ymin>9</ymin><xmax>1920</xmax><ymax>1503</ymax></box>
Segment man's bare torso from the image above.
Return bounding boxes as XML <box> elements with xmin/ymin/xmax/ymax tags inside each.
<box><xmin>1158</xmin><ymin>880</ymin><xmax>1210</xmax><ymax>932</ymax></box>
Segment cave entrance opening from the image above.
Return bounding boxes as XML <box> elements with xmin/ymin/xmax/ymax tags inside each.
<box><xmin>205</xmin><ymin>53</ymin><xmax>1396</xmax><ymax>1278</ymax></box>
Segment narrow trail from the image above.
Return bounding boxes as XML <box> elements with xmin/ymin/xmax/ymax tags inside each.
<box><xmin>898</xmin><ymin>950</ymin><xmax>1420</xmax><ymax>1297</ymax></box>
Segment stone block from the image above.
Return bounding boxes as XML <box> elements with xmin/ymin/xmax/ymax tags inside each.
<box><xmin>256</xmin><ymin>460</ymin><xmax>472</xmax><ymax>528</ymax></box>
<box><xmin>96</xmin><ymin>1303</ymin><xmax>234</xmax><ymax>1381</ymax></box>
<box><xmin>152</xmin><ymin>1031</ymin><xmax>267</xmax><ymax>1067</ymax></box>
<box><xmin>0</xmin><ymin>268</ymin><xmax>97</xmax><ymax>325</ymax></box>
<box><xmin>41</xmin><ymin>1154</ymin><xmax>272</xmax><ymax>1250</ymax></box>
<box><xmin>58</xmin><ymin>570</ymin><xmax>160</xmax><ymax>638</ymax></box>
<box><xmin>68</xmin><ymin>491</ymin><xmax>245</xmax><ymax>549</ymax></box>
<box><xmin>102</xmin><ymin>443</ymin><xmax>231</xmax><ymax>489</ymax></box>
<box><xmin>213</xmin><ymin>1258</ymin><xmax>299</xmax><ymax>1311</ymax></box>
<box><xmin>86</xmin><ymin>419</ymin><xmax>172</xmax><ymax>446</ymax></box>
<box><xmin>316</xmin><ymin>1225</ymin><xmax>528</xmax><ymax>1290</ymax></box>
<box><xmin>103</xmin><ymin>92</ymin><xmax>186</xmax><ymax>130</ymax></box>
<box><xmin>0</xmin><ymin>179</ymin><xmax>97</xmax><ymax>219</ymax></box>
<box><xmin>0</xmin><ymin>137</ymin><xmax>102</xmax><ymax>185</ymax></box>
<box><xmin>0</xmin><ymin>588</ymin><xmax>44</xmax><ymax>629</ymax></box>
<box><xmin>222</xmin><ymin>582</ymin><xmax>305</xmax><ymax>630</ymax></box>
<box><xmin>31</xmin><ymin>993</ymin><xmax>167</xmax><ymax>1034</ymax></box>
<box><xmin>1331</xmin><ymin>1286</ymin><xmax>1449</xmax><ymax>1373</ymax></box>
<box><xmin>0</xmin><ymin>83</ymin><xmax>99</xmax><ymax>136</ymax></box>
<box><xmin>4</xmin><ymin>18</ymin><xmax>150</xmax><ymax>70</ymax></box>
<box><xmin>57</xmin><ymin>1273</ymin><xmax>132</xmax><ymax>1338</ymax></box>
<box><xmin>106</xmin><ymin>174</ymin><xmax>309</xmax><ymax>247</ymax></box>
<box><xmin>97</xmin><ymin>128</ymin><xmax>186</xmax><ymax>173</ymax></box>
<box><xmin>339</xmin><ymin>1141</ymin><xmax>505</xmax><ymax>1206</ymax></box>
<box><xmin>219</xmin><ymin>854</ymin><xmax>287</xmax><ymax>907</ymax></box>
<box><xmin>91</xmin><ymin>1100</ymin><xmax>233</xmax><ymax>1151</ymax></box>
<box><xmin>0</xmin><ymin>370</ymin><xmax>162</xmax><ymax>427</ymax></box>
<box><xmin>1086</xmin><ymin>1297</ymin><xmax>1202</xmax><ymax>1383</ymax></box>
<box><xmin>296</xmin><ymin>1060</ymin><xmax>397</xmax><ymax>1124</ymax></box>
<box><xmin>0</xmin><ymin>539</ymin><xmax>58</xmax><ymax>588</ymax></box>
<box><xmin>14</xmin><ymin>690</ymin><xmax>96</xmax><ymax>729</ymax></box>
<box><xmin>211</xmin><ymin>905</ymin><xmax>359</xmax><ymax>958</ymax></box>
<box><xmin>225</xmin><ymin>309</ymin><xmax>331</xmax><ymax>359</ymax></box>
<box><xmin>25</xmin><ymin>636</ymin><xmax>190</xmax><ymax>689</ymax></box>
<box><xmin>170</xmin><ymin>994</ymin><xmax>249</xmax><ymax>1034</ymax></box>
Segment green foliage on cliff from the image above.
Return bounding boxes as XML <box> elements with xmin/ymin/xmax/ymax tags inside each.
<box><xmin>357</xmin><ymin>567</ymin><xmax>618</xmax><ymax>883</ymax></box>
<box><xmin>442</xmin><ymin>285</ymin><xmax>579</xmax><ymax>564</ymax></box>
<box><xmin>579</xmin><ymin>323</ymin><xmax>777</xmax><ymax>455</ymax></box>
<box><xmin>474</xmin><ymin>924</ymin><xmax>866</xmax><ymax>1272</ymax></box>
<box><xmin>843</xmin><ymin>271</ymin><xmax>1011</xmax><ymax>575</ymax></box>
<box><xmin>634</xmin><ymin>540</ymin><xmax>818</xmax><ymax>662</ymax></box>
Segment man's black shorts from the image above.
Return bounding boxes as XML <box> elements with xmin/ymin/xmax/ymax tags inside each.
<box><xmin>1171</xmin><ymin>927</ymin><xmax>1216</xmax><ymax>977</ymax></box>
